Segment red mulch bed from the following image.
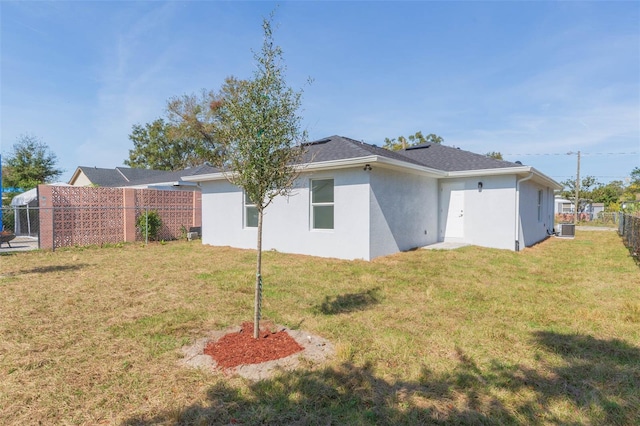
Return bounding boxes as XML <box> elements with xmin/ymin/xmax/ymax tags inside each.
<box><xmin>204</xmin><ymin>322</ymin><xmax>304</xmax><ymax>369</ymax></box>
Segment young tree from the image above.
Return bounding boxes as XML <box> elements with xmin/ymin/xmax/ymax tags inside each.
<box><xmin>215</xmin><ymin>16</ymin><xmax>307</xmax><ymax>338</ymax></box>
<box><xmin>2</xmin><ymin>134</ymin><xmax>63</xmax><ymax>190</ymax></box>
<box><xmin>486</xmin><ymin>151</ymin><xmax>503</xmax><ymax>160</ymax></box>
<box><xmin>125</xmin><ymin>118</ymin><xmax>203</xmax><ymax>171</ymax></box>
<box><xmin>383</xmin><ymin>131</ymin><xmax>443</xmax><ymax>151</ymax></box>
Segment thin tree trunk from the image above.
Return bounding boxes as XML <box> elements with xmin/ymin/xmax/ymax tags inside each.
<box><xmin>254</xmin><ymin>208</ymin><xmax>263</xmax><ymax>339</ymax></box>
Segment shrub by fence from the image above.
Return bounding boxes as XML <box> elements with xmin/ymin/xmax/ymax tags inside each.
<box><xmin>619</xmin><ymin>213</ymin><xmax>640</xmax><ymax>257</ymax></box>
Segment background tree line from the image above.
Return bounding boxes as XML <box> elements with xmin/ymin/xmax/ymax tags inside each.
<box><xmin>559</xmin><ymin>168</ymin><xmax>640</xmax><ymax>214</ymax></box>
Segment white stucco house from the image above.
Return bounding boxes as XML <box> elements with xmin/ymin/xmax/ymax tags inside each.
<box><xmin>183</xmin><ymin>136</ymin><xmax>562</xmax><ymax>260</ymax></box>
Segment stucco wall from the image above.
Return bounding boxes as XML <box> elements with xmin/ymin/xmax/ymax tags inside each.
<box><xmin>369</xmin><ymin>167</ymin><xmax>438</xmax><ymax>258</ymax></box>
<box><xmin>443</xmin><ymin>175</ymin><xmax>517</xmax><ymax>250</ymax></box>
<box><xmin>199</xmin><ymin>167</ymin><xmax>372</xmax><ymax>260</ymax></box>
<box><xmin>199</xmin><ymin>168</ymin><xmax>557</xmax><ymax>259</ymax></box>
<box><xmin>518</xmin><ymin>180</ymin><xmax>555</xmax><ymax>248</ymax></box>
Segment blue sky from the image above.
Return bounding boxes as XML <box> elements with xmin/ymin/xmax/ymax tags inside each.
<box><xmin>1</xmin><ymin>1</ymin><xmax>638</xmax><ymax>185</ymax></box>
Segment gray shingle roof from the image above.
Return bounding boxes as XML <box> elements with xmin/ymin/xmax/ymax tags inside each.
<box><xmin>116</xmin><ymin>167</ymin><xmax>169</xmax><ymax>182</ymax></box>
<box><xmin>302</xmin><ymin>135</ymin><xmax>425</xmax><ymax>166</ymax></box>
<box><xmin>76</xmin><ymin>165</ymin><xmax>220</xmax><ymax>187</ymax></box>
<box><xmin>302</xmin><ymin>136</ymin><xmax>520</xmax><ymax>172</ymax></box>
<box><xmin>397</xmin><ymin>143</ymin><xmax>522</xmax><ymax>171</ymax></box>
<box><xmin>126</xmin><ymin>164</ymin><xmax>219</xmax><ymax>186</ymax></box>
<box><xmin>75</xmin><ymin>167</ymin><xmax>130</xmax><ymax>187</ymax></box>
<box><xmin>96</xmin><ymin>136</ymin><xmax>523</xmax><ymax>185</ymax></box>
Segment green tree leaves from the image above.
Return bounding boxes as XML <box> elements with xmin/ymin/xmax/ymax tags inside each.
<box><xmin>383</xmin><ymin>131</ymin><xmax>443</xmax><ymax>151</ymax></box>
<box><xmin>2</xmin><ymin>134</ymin><xmax>63</xmax><ymax>190</ymax></box>
<box><xmin>215</xmin><ymin>18</ymin><xmax>306</xmax><ymax>212</ymax></box>
<box><xmin>125</xmin><ymin>118</ymin><xmax>204</xmax><ymax>171</ymax></box>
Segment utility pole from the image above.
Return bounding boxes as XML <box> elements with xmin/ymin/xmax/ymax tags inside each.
<box><xmin>0</xmin><ymin>154</ymin><xmax>3</xmax><ymax>231</ymax></box>
<box><xmin>574</xmin><ymin>151</ymin><xmax>581</xmax><ymax>225</ymax></box>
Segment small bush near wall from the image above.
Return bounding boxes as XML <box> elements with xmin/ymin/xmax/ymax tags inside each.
<box><xmin>137</xmin><ymin>210</ymin><xmax>162</xmax><ymax>241</ymax></box>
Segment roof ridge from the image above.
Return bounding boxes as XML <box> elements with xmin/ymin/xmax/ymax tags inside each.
<box><xmin>115</xmin><ymin>167</ymin><xmax>131</xmax><ymax>182</ymax></box>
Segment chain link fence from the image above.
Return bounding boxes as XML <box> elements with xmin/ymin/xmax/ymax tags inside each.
<box><xmin>2</xmin><ymin>205</ymin><xmax>39</xmax><ymax>237</ymax></box>
<box><xmin>619</xmin><ymin>213</ymin><xmax>640</xmax><ymax>258</ymax></box>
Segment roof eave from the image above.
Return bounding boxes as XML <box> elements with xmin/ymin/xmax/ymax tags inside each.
<box><xmin>371</xmin><ymin>156</ymin><xmax>446</xmax><ymax>177</ymax></box>
<box><xmin>293</xmin><ymin>155</ymin><xmax>445</xmax><ymax>177</ymax></box>
<box><xmin>182</xmin><ymin>158</ymin><xmax>559</xmax><ymax>189</ymax></box>
<box><xmin>446</xmin><ymin>166</ymin><xmax>562</xmax><ymax>189</ymax></box>
<box><xmin>125</xmin><ymin>180</ymin><xmax>200</xmax><ymax>188</ymax></box>
<box><xmin>182</xmin><ymin>173</ymin><xmax>226</xmax><ymax>182</ymax></box>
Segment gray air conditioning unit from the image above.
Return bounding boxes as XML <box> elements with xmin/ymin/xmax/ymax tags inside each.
<box><xmin>559</xmin><ymin>223</ymin><xmax>575</xmax><ymax>238</ymax></box>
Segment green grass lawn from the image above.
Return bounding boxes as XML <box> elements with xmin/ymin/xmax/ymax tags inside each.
<box><xmin>1</xmin><ymin>232</ymin><xmax>638</xmax><ymax>425</ymax></box>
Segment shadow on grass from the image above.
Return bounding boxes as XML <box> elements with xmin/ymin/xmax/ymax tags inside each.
<box><xmin>533</xmin><ymin>331</ymin><xmax>638</xmax><ymax>423</ymax></box>
<box><xmin>123</xmin><ymin>360</ymin><xmax>515</xmax><ymax>425</ymax></box>
<box><xmin>315</xmin><ymin>287</ymin><xmax>382</xmax><ymax>315</ymax></box>
<box><xmin>18</xmin><ymin>264</ymin><xmax>91</xmax><ymax>274</ymax></box>
<box><xmin>487</xmin><ymin>331</ymin><xmax>640</xmax><ymax>425</ymax></box>
<box><xmin>123</xmin><ymin>331</ymin><xmax>639</xmax><ymax>425</ymax></box>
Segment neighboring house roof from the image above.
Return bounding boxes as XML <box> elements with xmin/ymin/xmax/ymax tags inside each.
<box><xmin>69</xmin><ymin>165</ymin><xmax>218</xmax><ymax>188</ymax></box>
<box><xmin>124</xmin><ymin>164</ymin><xmax>218</xmax><ymax>187</ymax></box>
<box><xmin>183</xmin><ymin>135</ymin><xmax>562</xmax><ymax>190</ymax></box>
<box><xmin>69</xmin><ymin>166</ymin><xmax>165</xmax><ymax>187</ymax></box>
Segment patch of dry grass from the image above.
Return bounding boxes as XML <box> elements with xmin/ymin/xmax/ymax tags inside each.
<box><xmin>1</xmin><ymin>232</ymin><xmax>638</xmax><ymax>425</ymax></box>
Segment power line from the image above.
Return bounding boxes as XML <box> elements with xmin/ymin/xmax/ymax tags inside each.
<box><xmin>551</xmin><ymin>176</ymin><xmax>630</xmax><ymax>179</ymax></box>
<box><xmin>504</xmin><ymin>151</ymin><xmax>639</xmax><ymax>156</ymax></box>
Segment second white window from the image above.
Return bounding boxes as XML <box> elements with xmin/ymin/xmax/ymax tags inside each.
<box><xmin>311</xmin><ymin>179</ymin><xmax>334</xmax><ymax>230</ymax></box>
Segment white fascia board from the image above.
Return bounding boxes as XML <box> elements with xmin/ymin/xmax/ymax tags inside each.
<box><xmin>445</xmin><ymin>166</ymin><xmax>532</xmax><ymax>179</ymax></box>
<box><xmin>301</xmin><ymin>155</ymin><xmax>444</xmax><ymax>177</ymax></box>
<box><xmin>527</xmin><ymin>167</ymin><xmax>563</xmax><ymax>190</ymax></box>
<box><xmin>446</xmin><ymin>166</ymin><xmax>562</xmax><ymax>189</ymax></box>
<box><xmin>182</xmin><ymin>172</ymin><xmax>226</xmax><ymax>182</ymax></box>
<box><xmin>296</xmin><ymin>156</ymin><xmax>380</xmax><ymax>172</ymax></box>
<box><xmin>372</xmin><ymin>156</ymin><xmax>446</xmax><ymax>177</ymax></box>
<box><xmin>183</xmin><ymin>156</ymin><xmax>446</xmax><ymax>181</ymax></box>
<box><xmin>124</xmin><ymin>181</ymin><xmax>200</xmax><ymax>188</ymax></box>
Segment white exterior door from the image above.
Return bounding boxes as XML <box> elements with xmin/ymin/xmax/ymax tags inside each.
<box><xmin>440</xmin><ymin>182</ymin><xmax>465</xmax><ymax>241</ymax></box>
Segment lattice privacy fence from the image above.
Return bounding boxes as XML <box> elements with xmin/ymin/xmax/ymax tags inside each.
<box><xmin>37</xmin><ymin>185</ymin><xmax>201</xmax><ymax>250</ymax></box>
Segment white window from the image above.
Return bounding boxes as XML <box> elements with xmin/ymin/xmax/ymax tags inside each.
<box><xmin>311</xmin><ymin>179</ymin><xmax>334</xmax><ymax>230</ymax></box>
<box><xmin>537</xmin><ymin>190</ymin><xmax>543</xmax><ymax>222</ymax></box>
<box><xmin>561</xmin><ymin>203</ymin><xmax>573</xmax><ymax>213</ymax></box>
<box><xmin>244</xmin><ymin>192</ymin><xmax>258</xmax><ymax>228</ymax></box>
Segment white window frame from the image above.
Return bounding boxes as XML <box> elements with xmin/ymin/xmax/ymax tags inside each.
<box><xmin>244</xmin><ymin>192</ymin><xmax>258</xmax><ymax>228</ymax></box>
<box><xmin>537</xmin><ymin>190</ymin><xmax>543</xmax><ymax>222</ymax></box>
<box><xmin>310</xmin><ymin>178</ymin><xmax>334</xmax><ymax>230</ymax></box>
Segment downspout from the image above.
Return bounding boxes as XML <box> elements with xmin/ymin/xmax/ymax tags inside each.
<box><xmin>514</xmin><ymin>172</ymin><xmax>534</xmax><ymax>251</ymax></box>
